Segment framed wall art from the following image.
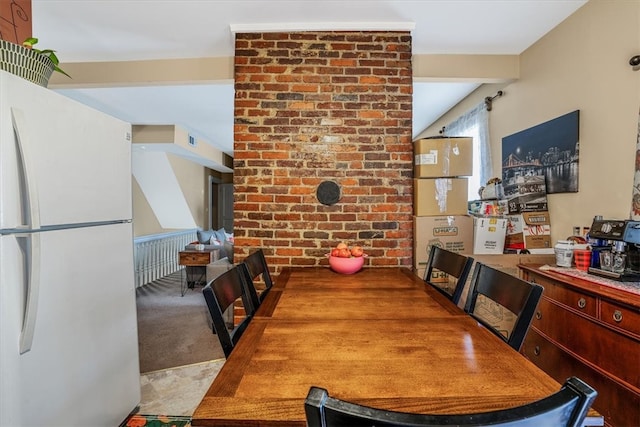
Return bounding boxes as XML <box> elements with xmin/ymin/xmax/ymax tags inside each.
<box><xmin>632</xmin><ymin>108</ymin><xmax>640</xmax><ymax>220</ymax></box>
<box><xmin>502</xmin><ymin>110</ymin><xmax>580</xmax><ymax>194</ymax></box>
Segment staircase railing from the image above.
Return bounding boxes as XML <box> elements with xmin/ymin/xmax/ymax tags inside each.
<box><xmin>133</xmin><ymin>229</ymin><xmax>197</xmax><ymax>288</ymax></box>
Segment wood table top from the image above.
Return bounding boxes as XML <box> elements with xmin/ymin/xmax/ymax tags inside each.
<box><xmin>191</xmin><ymin>266</ymin><xmax>603</xmax><ymax>427</ymax></box>
<box><xmin>257</xmin><ymin>267</ymin><xmax>463</xmax><ymax>320</ymax></box>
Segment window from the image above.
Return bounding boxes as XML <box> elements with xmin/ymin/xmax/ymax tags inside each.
<box><xmin>444</xmin><ymin>103</ymin><xmax>493</xmax><ymax>200</ymax></box>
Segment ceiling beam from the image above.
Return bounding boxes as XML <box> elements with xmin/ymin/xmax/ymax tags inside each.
<box><xmin>412</xmin><ymin>54</ymin><xmax>519</xmax><ymax>83</ymax></box>
<box><xmin>49</xmin><ymin>54</ymin><xmax>519</xmax><ymax>88</ymax></box>
<box><xmin>48</xmin><ymin>56</ymin><xmax>234</xmax><ymax>88</ymax></box>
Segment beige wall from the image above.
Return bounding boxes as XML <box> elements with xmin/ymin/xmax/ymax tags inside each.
<box><xmin>132</xmin><ymin>154</ymin><xmax>209</xmax><ymax>237</ymax></box>
<box><xmin>171</xmin><ymin>154</ymin><xmax>208</xmax><ymax>229</ymax></box>
<box><xmin>423</xmin><ymin>0</ymin><xmax>640</xmax><ymax>244</ymax></box>
<box><xmin>132</xmin><ymin>177</ymin><xmax>163</xmax><ymax>236</ymax></box>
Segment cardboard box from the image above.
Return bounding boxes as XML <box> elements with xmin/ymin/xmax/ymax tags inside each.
<box><xmin>414</xmin><ymin>178</ymin><xmax>469</xmax><ymax>216</ymax></box>
<box><xmin>472</xmin><ymin>217</ymin><xmax>507</xmax><ymax>254</ymax></box>
<box><xmin>505</xmin><ymin>211</ymin><xmax>554</xmax><ymax>254</ymax></box>
<box><xmin>413</xmin><ymin>215</ymin><xmax>474</xmax><ymax>274</ymax></box>
<box><xmin>468</xmin><ymin>199</ymin><xmax>508</xmax><ymax>217</ymax></box>
<box><xmin>414</xmin><ymin>137</ymin><xmax>473</xmax><ymax>178</ymax></box>
<box><xmin>501</xmin><ymin>175</ymin><xmax>548</xmax><ymax>214</ymax></box>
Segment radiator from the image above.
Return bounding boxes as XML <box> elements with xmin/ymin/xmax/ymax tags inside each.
<box><xmin>133</xmin><ymin>229</ymin><xmax>198</xmax><ymax>288</ymax></box>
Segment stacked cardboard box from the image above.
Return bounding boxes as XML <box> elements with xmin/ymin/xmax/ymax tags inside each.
<box><xmin>504</xmin><ymin>210</ymin><xmax>554</xmax><ymax>254</ymax></box>
<box><xmin>502</xmin><ymin>175</ymin><xmax>548</xmax><ymax>214</ymax></box>
<box><xmin>469</xmin><ymin>183</ymin><xmax>509</xmax><ymax>255</ymax></box>
<box><xmin>501</xmin><ymin>175</ymin><xmax>553</xmax><ymax>254</ymax></box>
<box><xmin>413</xmin><ymin>215</ymin><xmax>474</xmax><ymax>279</ymax></box>
<box><xmin>413</xmin><ymin>137</ymin><xmax>474</xmax><ymax>282</ymax></box>
<box><xmin>413</xmin><ymin>137</ymin><xmax>472</xmax><ymax>217</ymax></box>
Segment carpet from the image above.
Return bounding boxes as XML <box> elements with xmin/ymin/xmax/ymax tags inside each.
<box><xmin>136</xmin><ymin>272</ymin><xmax>225</xmax><ymax>373</ymax></box>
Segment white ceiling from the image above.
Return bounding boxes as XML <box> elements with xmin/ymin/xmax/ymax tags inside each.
<box><xmin>32</xmin><ymin>0</ymin><xmax>587</xmax><ymax>165</ymax></box>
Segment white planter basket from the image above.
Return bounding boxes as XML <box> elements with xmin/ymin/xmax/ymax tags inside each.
<box><xmin>0</xmin><ymin>40</ymin><xmax>55</xmax><ymax>87</ymax></box>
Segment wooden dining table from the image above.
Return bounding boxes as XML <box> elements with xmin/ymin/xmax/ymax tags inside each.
<box><xmin>191</xmin><ymin>267</ymin><xmax>603</xmax><ymax>426</ymax></box>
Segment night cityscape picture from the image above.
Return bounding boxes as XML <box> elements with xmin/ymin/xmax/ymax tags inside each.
<box><xmin>502</xmin><ymin>110</ymin><xmax>580</xmax><ymax>194</ymax></box>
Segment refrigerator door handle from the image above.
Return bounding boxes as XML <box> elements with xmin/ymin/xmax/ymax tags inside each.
<box><xmin>11</xmin><ymin>108</ymin><xmax>42</xmax><ymax>354</ymax></box>
<box><xmin>11</xmin><ymin>107</ymin><xmax>41</xmax><ymax>231</ymax></box>
<box><xmin>17</xmin><ymin>232</ymin><xmax>41</xmax><ymax>354</ymax></box>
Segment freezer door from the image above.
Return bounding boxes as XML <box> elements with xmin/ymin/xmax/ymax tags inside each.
<box><xmin>0</xmin><ymin>71</ymin><xmax>132</xmax><ymax>230</ymax></box>
<box><xmin>0</xmin><ymin>222</ymin><xmax>140</xmax><ymax>427</ymax></box>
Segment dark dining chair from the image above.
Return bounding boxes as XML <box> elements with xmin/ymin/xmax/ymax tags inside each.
<box><xmin>304</xmin><ymin>376</ymin><xmax>597</xmax><ymax>427</ymax></box>
<box><xmin>241</xmin><ymin>249</ymin><xmax>274</xmax><ymax>308</ymax></box>
<box><xmin>202</xmin><ymin>265</ymin><xmax>256</xmax><ymax>358</ymax></box>
<box><xmin>423</xmin><ymin>246</ymin><xmax>474</xmax><ymax>306</ymax></box>
<box><xmin>464</xmin><ymin>262</ymin><xmax>544</xmax><ymax>351</ymax></box>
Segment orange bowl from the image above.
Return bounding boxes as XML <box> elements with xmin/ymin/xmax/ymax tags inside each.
<box><xmin>327</xmin><ymin>254</ymin><xmax>366</xmax><ymax>274</ymax></box>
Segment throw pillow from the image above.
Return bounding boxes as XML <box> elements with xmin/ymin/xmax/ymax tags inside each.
<box><xmin>214</xmin><ymin>228</ymin><xmax>227</xmax><ymax>245</ymax></box>
<box><xmin>197</xmin><ymin>229</ymin><xmax>215</xmax><ymax>244</ymax></box>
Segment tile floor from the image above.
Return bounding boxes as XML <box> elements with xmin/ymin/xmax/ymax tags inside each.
<box><xmin>138</xmin><ymin>358</ymin><xmax>225</xmax><ymax>416</ymax></box>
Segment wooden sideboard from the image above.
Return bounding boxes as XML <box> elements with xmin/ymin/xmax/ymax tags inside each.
<box><xmin>519</xmin><ymin>265</ymin><xmax>640</xmax><ymax>427</ymax></box>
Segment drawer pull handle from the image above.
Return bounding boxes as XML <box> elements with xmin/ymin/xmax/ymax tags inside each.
<box><xmin>613</xmin><ymin>310</ymin><xmax>623</xmax><ymax>323</ymax></box>
<box><xmin>577</xmin><ymin>298</ymin><xmax>586</xmax><ymax>309</ymax></box>
<box><xmin>534</xmin><ymin>346</ymin><xmax>540</xmax><ymax>356</ymax></box>
<box><xmin>535</xmin><ymin>311</ymin><xmax>542</xmax><ymax>320</ymax></box>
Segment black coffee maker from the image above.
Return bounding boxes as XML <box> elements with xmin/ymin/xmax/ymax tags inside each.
<box><xmin>587</xmin><ymin>219</ymin><xmax>640</xmax><ymax>281</ymax></box>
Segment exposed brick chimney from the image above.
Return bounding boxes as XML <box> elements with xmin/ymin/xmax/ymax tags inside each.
<box><xmin>233</xmin><ymin>31</ymin><xmax>413</xmax><ymax>273</ymax></box>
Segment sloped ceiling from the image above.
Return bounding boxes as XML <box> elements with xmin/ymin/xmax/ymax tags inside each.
<box><xmin>31</xmin><ymin>0</ymin><xmax>587</xmax><ymax>169</ymax></box>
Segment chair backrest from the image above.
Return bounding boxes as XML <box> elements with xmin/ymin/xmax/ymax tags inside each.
<box><xmin>464</xmin><ymin>262</ymin><xmax>544</xmax><ymax>351</ymax></box>
<box><xmin>304</xmin><ymin>377</ymin><xmax>597</xmax><ymax>427</ymax></box>
<box><xmin>241</xmin><ymin>249</ymin><xmax>274</xmax><ymax>306</ymax></box>
<box><xmin>202</xmin><ymin>265</ymin><xmax>256</xmax><ymax>358</ymax></box>
<box><xmin>423</xmin><ymin>246</ymin><xmax>474</xmax><ymax>306</ymax></box>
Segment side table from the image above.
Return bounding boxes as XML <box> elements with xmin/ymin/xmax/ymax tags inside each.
<box><xmin>178</xmin><ymin>249</ymin><xmax>220</xmax><ymax>296</ymax></box>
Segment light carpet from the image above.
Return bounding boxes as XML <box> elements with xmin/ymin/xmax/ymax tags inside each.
<box><xmin>136</xmin><ymin>271</ymin><xmax>225</xmax><ymax>373</ymax></box>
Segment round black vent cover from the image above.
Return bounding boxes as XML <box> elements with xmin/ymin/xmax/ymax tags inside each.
<box><xmin>317</xmin><ymin>181</ymin><xmax>341</xmax><ymax>206</ymax></box>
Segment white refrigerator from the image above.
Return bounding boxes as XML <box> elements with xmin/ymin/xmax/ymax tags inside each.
<box><xmin>0</xmin><ymin>71</ymin><xmax>141</xmax><ymax>426</ymax></box>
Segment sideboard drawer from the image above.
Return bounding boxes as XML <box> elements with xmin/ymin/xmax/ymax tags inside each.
<box><xmin>520</xmin><ymin>266</ymin><xmax>640</xmax><ymax>427</ymax></box>
<box><xmin>600</xmin><ymin>300</ymin><xmax>640</xmax><ymax>337</ymax></box>
<box><xmin>533</xmin><ymin>298</ymin><xmax>640</xmax><ymax>387</ymax></box>
<box><xmin>524</xmin><ymin>329</ymin><xmax>640</xmax><ymax>427</ymax></box>
<box><xmin>530</xmin><ymin>274</ymin><xmax>597</xmax><ymax>316</ymax></box>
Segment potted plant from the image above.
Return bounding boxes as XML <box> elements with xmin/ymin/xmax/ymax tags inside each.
<box><xmin>0</xmin><ymin>37</ymin><xmax>70</xmax><ymax>87</ymax></box>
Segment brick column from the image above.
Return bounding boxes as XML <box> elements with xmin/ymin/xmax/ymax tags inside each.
<box><xmin>234</xmin><ymin>31</ymin><xmax>413</xmax><ymax>272</ymax></box>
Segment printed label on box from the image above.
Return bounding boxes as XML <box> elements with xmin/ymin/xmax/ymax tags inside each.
<box><xmin>502</xmin><ymin>175</ymin><xmax>548</xmax><ymax>214</ymax></box>
<box><xmin>415</xmin><ymin>151</ymin><xmax>438</xmax><ymax>165</ymax></box>
<box><xmin>414</xmin><ymin>137</ymin><xmax>473</xmax><ymax>178</ymax></box>
<box><xmin>473</xmin><ymin>217</ymin><xmax>507</xmax><ymax>254</ymax></box>
<box><xmin>505</xmin><ymin>211</ymin><xmax>553</xmax><ymax>252</ymax></box>
<box><xmin>413</xmin><ymin>215</ymin><xmax>474</xmax><ymax>271</ymax></box>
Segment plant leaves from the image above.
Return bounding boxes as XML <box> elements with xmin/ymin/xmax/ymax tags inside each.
<box><xmin>22</xmin><ymin>36</ymin><xmax>71</xmax><ymax>79</ymax></box>
<box><xmin>22</xmin><ymin>37</ymin><xmax>38</xmax><ymax>47</ymax></box>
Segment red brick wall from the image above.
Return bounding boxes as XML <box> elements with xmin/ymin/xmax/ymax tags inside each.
<box><xmin>233</xmin><ymin>31</ymin><xmax>413</xmax><ymax>274</ymax></box>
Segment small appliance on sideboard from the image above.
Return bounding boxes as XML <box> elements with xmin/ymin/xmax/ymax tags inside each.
<box><xmin>587</xmin><ymin>219</ymin><xmax>640</xmax><ymax>281</ymax></box>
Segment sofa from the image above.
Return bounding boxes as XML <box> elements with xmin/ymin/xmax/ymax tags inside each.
<box><xmin>184</xmin><ymin>228</ymin><xmax>234</xmax><ymax>283</ymax></box>
<box><xmin>185</xmin><ymin>228</ymin><xmax>234</xmax><ymax>260</ymax></box>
